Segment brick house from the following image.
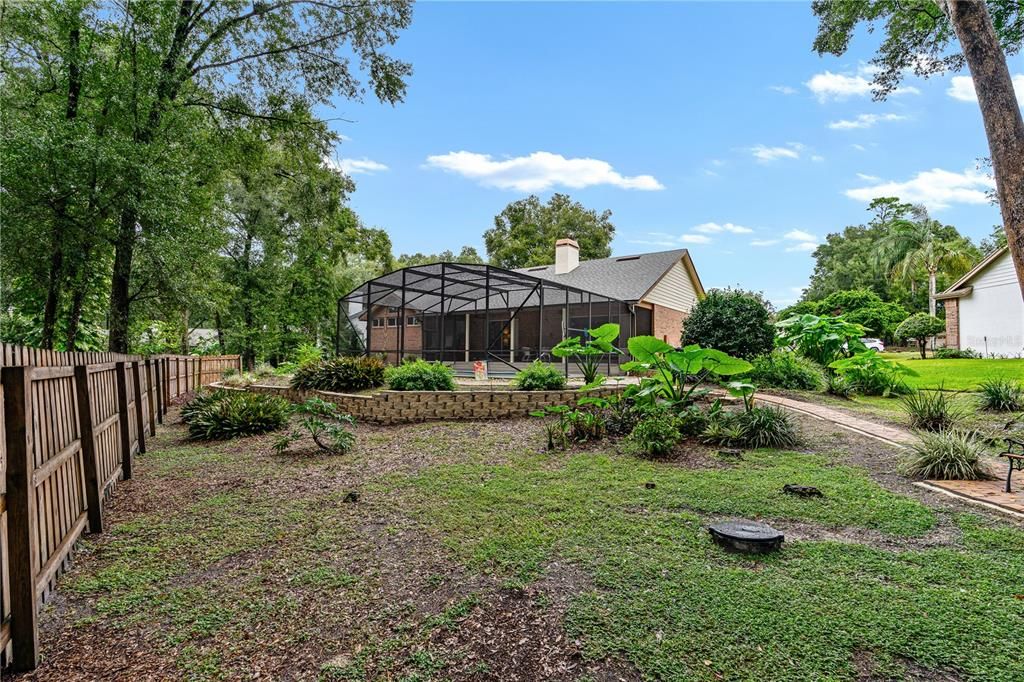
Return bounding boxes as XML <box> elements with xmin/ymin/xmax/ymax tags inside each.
<box><xmin>341</xmin><ymin>239</ymin><xmax>705</xmax><ymax>372</ymax></box>
<box><xmin>936</xmin><ymin>246</ymin><xmax>1024</xmax><ymax>357</ymax></box>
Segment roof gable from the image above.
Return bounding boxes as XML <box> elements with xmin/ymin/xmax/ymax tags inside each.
<box><xmin>940</xmin><ymin>246</ymin><xmax>1011</xmax><ymax>296</ymax></box>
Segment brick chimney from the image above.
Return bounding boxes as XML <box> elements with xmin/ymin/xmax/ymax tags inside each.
<box><xmin>554</xmin><ymin>238</ymin><xmax>580</xmax><ymax>274</ymax></box>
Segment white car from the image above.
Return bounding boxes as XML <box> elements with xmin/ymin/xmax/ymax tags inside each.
<box><xmin>861</xmin><ymin>338</ymin><xmax>885</xmax><ymax>352</ymax></box>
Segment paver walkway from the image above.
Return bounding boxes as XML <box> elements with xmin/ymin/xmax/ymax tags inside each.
<box><xmin>756</xmin><ymin>393</ymin><xmax>916</xmax><ymax>446</ymax></box>
<box><xmin>757</xmin><ymin>392</ymin><xmax>1024</xmax><ymax>517</ymax></box>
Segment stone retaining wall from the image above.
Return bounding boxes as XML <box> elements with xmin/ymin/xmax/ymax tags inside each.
<box><xmin>220</xmin><ymin>383</ymin><xmax>624</xmax><ymax>425</ymax></box>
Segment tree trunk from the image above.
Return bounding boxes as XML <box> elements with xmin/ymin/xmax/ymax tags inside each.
<box><xmin>40</xmin><ymin>235</ymin><xmax>64</xmax><ymax>349</ymax></box>
<box><xmin>943</xmin><ymin>0</ymin><xmax>1024</xmax><ymax>300</ymax></box>
<box><xmin>107</xmin><ymin>211</ymin><xmax>137</xmax><ymax>352</ymax></box>
<box><xmin>41</xmin><ymin>17</ymin><xmax>85</xmax><ymax>349</ymax></box>
<box><xmin>928</xmin><ymin>269</ymin><xmax>937</xmax><ymax>317</ymax></box>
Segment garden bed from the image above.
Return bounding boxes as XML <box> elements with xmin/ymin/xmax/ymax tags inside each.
<box><xmin>213</xmin><ymin>381</ymin><xmax>626</xmax><ymax>425</ymax></box>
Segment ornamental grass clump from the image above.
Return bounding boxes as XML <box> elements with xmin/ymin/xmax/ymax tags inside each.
<box><xmin>900</xmin><ymin>389</ymin><xmax>965</xmax><ymax>431</ymax></box>
<box><xmin>901</xmin><ymin>430</ymin><xmax>990</xmax><ymax>481</ymax></box>
<box><xmin>978</xmin><ymin>377</ymin><xmax>1024</xmax><ymax>412</ymax></box>
<box><xmin>384</xmin><ymin>359</ymin><xmax>456</xmax><ymax>391</ymax></box>
<box><xmin>512</xmin><ymin>361</ymin><xmax>566</xmax><ymax>391</ymax></box>
<box><xmin>182</xmin><ymin>390</ymin><xmax>291</xmax><ymax>440</ymax></box>
<box><xmin>291</xmin><ymin>355</ymin><xmax>385</xmax><ymax>392</ymax></box>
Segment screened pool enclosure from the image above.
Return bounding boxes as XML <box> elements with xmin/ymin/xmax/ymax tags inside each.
<box><xmin>337</xmin><ymin>263</ymin><xmax>652</xmax><ymax>375</ymax></box>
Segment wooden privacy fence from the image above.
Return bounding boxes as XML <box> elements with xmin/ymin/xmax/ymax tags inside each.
<box><xmin>0</xmin><ymin>344</ymin><xmax>241</xmax><ymax>671</ymax></box>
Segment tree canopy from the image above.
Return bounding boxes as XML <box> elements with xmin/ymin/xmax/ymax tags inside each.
<box><xmin>1</xmin><ymin>0</ymin><xmax>413</xmax><ymax>356</ymax></box>
<box><xmin>484</xmin><ymin>194</ymin><xmax>615</xmax><ymax>269</ymax></box>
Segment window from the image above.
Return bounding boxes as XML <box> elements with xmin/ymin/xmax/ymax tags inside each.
<box><xmin>387</xmin><ymin>317</ymin><xmax>398</xmax><ymax>327</ymax></box>
<box><xmin>387</xmin><ymin>306</ymin><xmax>401</xmax><ymax>313</ymax></box>
<box><xmin>371</xmin><ymin>318</ymin><xmax>385</xmax><ymax>328</ymax></box>
<box><xmin>406</xmin><ymin>316</ymin><xmax>421</xmax><ymax>327</ymax></box>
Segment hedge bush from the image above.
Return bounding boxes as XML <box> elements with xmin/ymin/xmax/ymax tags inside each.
<box><xmin>680</xmin><ymin>288</ymin><xmax>775</xmax><ymax>360</ymax></box>
<box><xmin>182</xmin><ymin>390</ymin><xmax>291</xmax><ymax>440</ymax></box>
<box><xmin>385</xmin><ymin>359</ymin><xmax>456</xmax><ymax>391</ymax></box>
<box><xmin>934</xmin><ymin>347</ymin><xmax>981</xmax><ymax>359</ymax></box>
<box><xmin>747</xmin><ymin>351</ymin><xmax>824</xmax><ymax>391</ymax></box>
<box><xmin>512</xmin><ymin>361</ymin><xmax>567</xmax><ymax>391</ymax></box>
<box><xmin>291</xmin><ymin>355</ymin><xmax>385</xmax><ymax>392</ymax></box>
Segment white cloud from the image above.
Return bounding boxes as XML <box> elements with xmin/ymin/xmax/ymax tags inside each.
<box><xmin>828</xmin><ymin>113</ymin><xmax>908</xmax><ymax>130</ymax></box>
<box><xmin>693</xmin><ymin>221</ymin><xmax>754</xmax><ymax>234</ymax></box>
<box><xmin>844</xmin><ymin>167</ymin><xmax>995</xmax><ymax>210</ymax></box>
<box><xmin>811</xmin><ymin>154</ymin><xmax>825</xmax><ymax>163</ymax></box>
<box><xmin>783</xmin><ymin>229</ymin><xmax>820</xmax><ymax>253</ymax></box>
<box><xmin>856</xmin><ymin>173</ymin><xmax>880</xmax><ymax>182</ymax></box>
<box><xmin>338</xmin><ymin>133</ymin><xmax>352</xmax><ymax>142</ymax></box>
<box><xmin>947</xmin><ymin>73</ymin><xmax>1024</xmax><ymax>104</ymax></box>
<box><xmin>750</xmin><ymin>239</ymin><xmax>780</xmax><ymax>247</ymax></box>
<box><xmin>851</xmin><ymin>144</ymin><xmax>867</xmax><ymax>152</ymax></box>
<box><xmin>326</xmin><ymin>157</ymin><xmax>388</xmax><ymax>175</ymax></box>
<box><xmin>424</xmin><ymin>150</ymin><xmax>664</xmax><ymax>192</ymax></box>
<box><xmin>785</xmin><ymin>229</ymin><xmax>818</xmax><ymax>243</ymax></box>
<box><xmin>751</xmin><ymin>143</ymin><xmax>802</xmax><ymax>163</ymax></box>
<box><xmin>680</xmin><ymin>234</ymin><xmax>712</xmax><ymax>244</ymax></box>
<box><xmin>786</xmin><ymin>241</ymin><xmax>819</xmax><ymax>253</ymax></box>
<box><xmin>770</xmin><ymin>85</ymin><xmax>797</xmax><ymax>95</ymax></box>
<box><xmin>806</xmin><ymin>66</ymin><xmax>919</xmax><ymax>102</ymax></box>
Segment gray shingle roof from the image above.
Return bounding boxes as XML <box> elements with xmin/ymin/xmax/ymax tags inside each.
<box><xmin>514</xmin><ymin>249</ymin><xmax>688</xmax><ymax>302</ymax></box>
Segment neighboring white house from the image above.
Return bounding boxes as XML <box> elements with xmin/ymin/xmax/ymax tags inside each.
<box><xmin>936</xmin><ymin>246</ymin><xmax>1024</xmax><ymax>357</ymax></box>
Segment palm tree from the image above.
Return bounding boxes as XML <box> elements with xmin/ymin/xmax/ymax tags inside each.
<box><xmin>883</xmin><ymin>217</ymin><xmax>976</xmax><ymax>316</ymax></box>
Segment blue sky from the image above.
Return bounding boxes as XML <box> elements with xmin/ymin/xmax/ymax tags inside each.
<box><xmin>322</xmin><ymin>2</ymin><xmax>1021</xmax><ymax>308</ymax></box>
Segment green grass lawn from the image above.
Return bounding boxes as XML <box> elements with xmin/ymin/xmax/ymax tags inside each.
<box><xmin>32</xmin><ymin>416</ymin><xmax>1024</xmax><ymax>682</ymax></box>
<box><xmin>881</xmin><ymin>353</ymin><xmax>1024</xmax><ymax>391</ymax></box>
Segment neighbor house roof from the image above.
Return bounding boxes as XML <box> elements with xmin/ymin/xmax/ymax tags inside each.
<box><xmin>938</xmin><ymin>246</ymin><xmax>1009</xmax><ymax>299</ymax></box>
<box><xmin>514</xmin><ymin>249</ymin><xmax>703</xmax><ymax>303</ymax></box>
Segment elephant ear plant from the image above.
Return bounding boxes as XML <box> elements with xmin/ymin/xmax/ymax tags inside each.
<box><xmin>551</xmin><ymin>322</ymin><xmax>621</xmax><ymax>387</ymax></box>
<box><xmin>622</xmin><ymin>336</ymin><xmax>752</xmax><ymax>410</ymax></box>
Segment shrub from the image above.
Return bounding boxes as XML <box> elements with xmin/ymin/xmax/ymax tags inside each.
<box><xmin>828</xmin><ymin>350</ymin><xmax>915</xmax><ymax>397</ymax></box>
<box><xmin>512</xmin><ymin>361</ymin><xmax>566</xmax><ymax>391</ymax></box>
<box><xmin>895</xmin><ymin>313</ymin><xmax>945</xmax><ymax>360</ymax></box>
<box><xmin>253</xmin><ymin>362</ymin><xmax>276</xmax><ymax>379</ymax></box>
<box><xmin>901</xmin><ymin>430</ymin><xmax>990</xmax><ymax>480</ymax></box>
<box><xmin>291</xmin><ymin>355</ymin><xmax>386</xmax><ymax>392</ymax></box>
<box><xmin>385</xmin><ymin>359</ymin><xmax>456</xmax><ymax>391</ymax></box>
<box><xmin>681</xmin><ymin>288</ymin><xmax>775</xmax><ymax>360</ymax></box>
<box><xmin>978</xmin><ymin>378</ymin><xmax>1024</xmax><ymax>412</ymax></box>
<box><xmin>700</xmin><ymin>404</ymin><xmax>799</xmax><ymax>449</ymax></box>
<box><xmin>736</xmin><ymin>405</ymin><xmax>800</xmax><ymax>449</ymax></box>
<box><xmin>934</xmin><ymin>347</ymin><xmax>981</xmax><ymax>359</ymax></box>
<box><xmin>624</xmin><ymin>411</ymin><xmax>682</xmax><ymax>458</ymax></box>
<box><xmin>900</xmin><ymin>390</ymin><xmax>965</xmax><ymax>431</ymax></box>
<box><xmin>747</xmin><ymin>351</ymin><xmax>824</xmax><ymax>391</ymax></box>
<box><xmin>292</xmin><ymin>342</ymin><xmax>323</xmax><ymax>368</ymax></box>
<box><xmin>274</xmin><ymin>397</ymin><xmax>355</xmax><ymax>455</ymax></box>
<box><xmin>182</xmin><ymin>390</ymin><xmax>290</xmax><ymax>440</ymax></box>
<box><xmin>825</xmin><ymin>373</ymin><xmax>854</xmax><ymax>399</ymax></box>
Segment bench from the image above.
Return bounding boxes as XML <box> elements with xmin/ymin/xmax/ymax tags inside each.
<box><xmin>1000</xmin><ymin>438</ymin><xmax>1024</xmax><ymax>493</ymax></box>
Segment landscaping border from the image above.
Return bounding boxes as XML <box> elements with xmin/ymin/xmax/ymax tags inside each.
<box><xmin>217</xmin><ymin>383</ymin><xmax>624</xmax><ymax>425</ymax></box>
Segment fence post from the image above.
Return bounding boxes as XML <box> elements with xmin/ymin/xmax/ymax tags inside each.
<box><xmin>163</xmin><ymin>358</ymin><xmax>170</xmax><ymax>413</ymax></box>
<box><xmin>145</xmin><ymin>358</ymin><xmax>157</xmax><ymax>433</ymax></box>
<box><xmin>131</xmin><ymin>361</ymin><xmax>146</xmax><ymax>455</ymax></box>
<box><xmin>197</xmin><ymin>356</ymin><xmax>203</xmax><ymax>388</ymax></box>
<box><xmin>2</xmin><ymin>366</ymin><xmax>40</xmax><ymax>671</ymax></box>
<box><xmin>73</xmin><ymin>365</ymin><xmax>104</xmax><ymax>534</ymax></box>
<box><xmin>115</xmin><ymin>362</ymin><xmax>133</xmax><ymax>480</ymax></box>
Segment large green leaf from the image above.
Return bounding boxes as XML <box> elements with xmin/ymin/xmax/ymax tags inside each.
<box><xmin>627</xmin><ymin>335</ymin><xmax>673</xmax><ymax>362</ymax></box>
<box><xmin>588</xmin><ymin>323</ymin><xmax>620</xmax><ymax>343</ymax></box>
<box><xmin>701</xmin><ymin>349</ymin><xmax>753</xmax><ymax>375</ymax></box>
